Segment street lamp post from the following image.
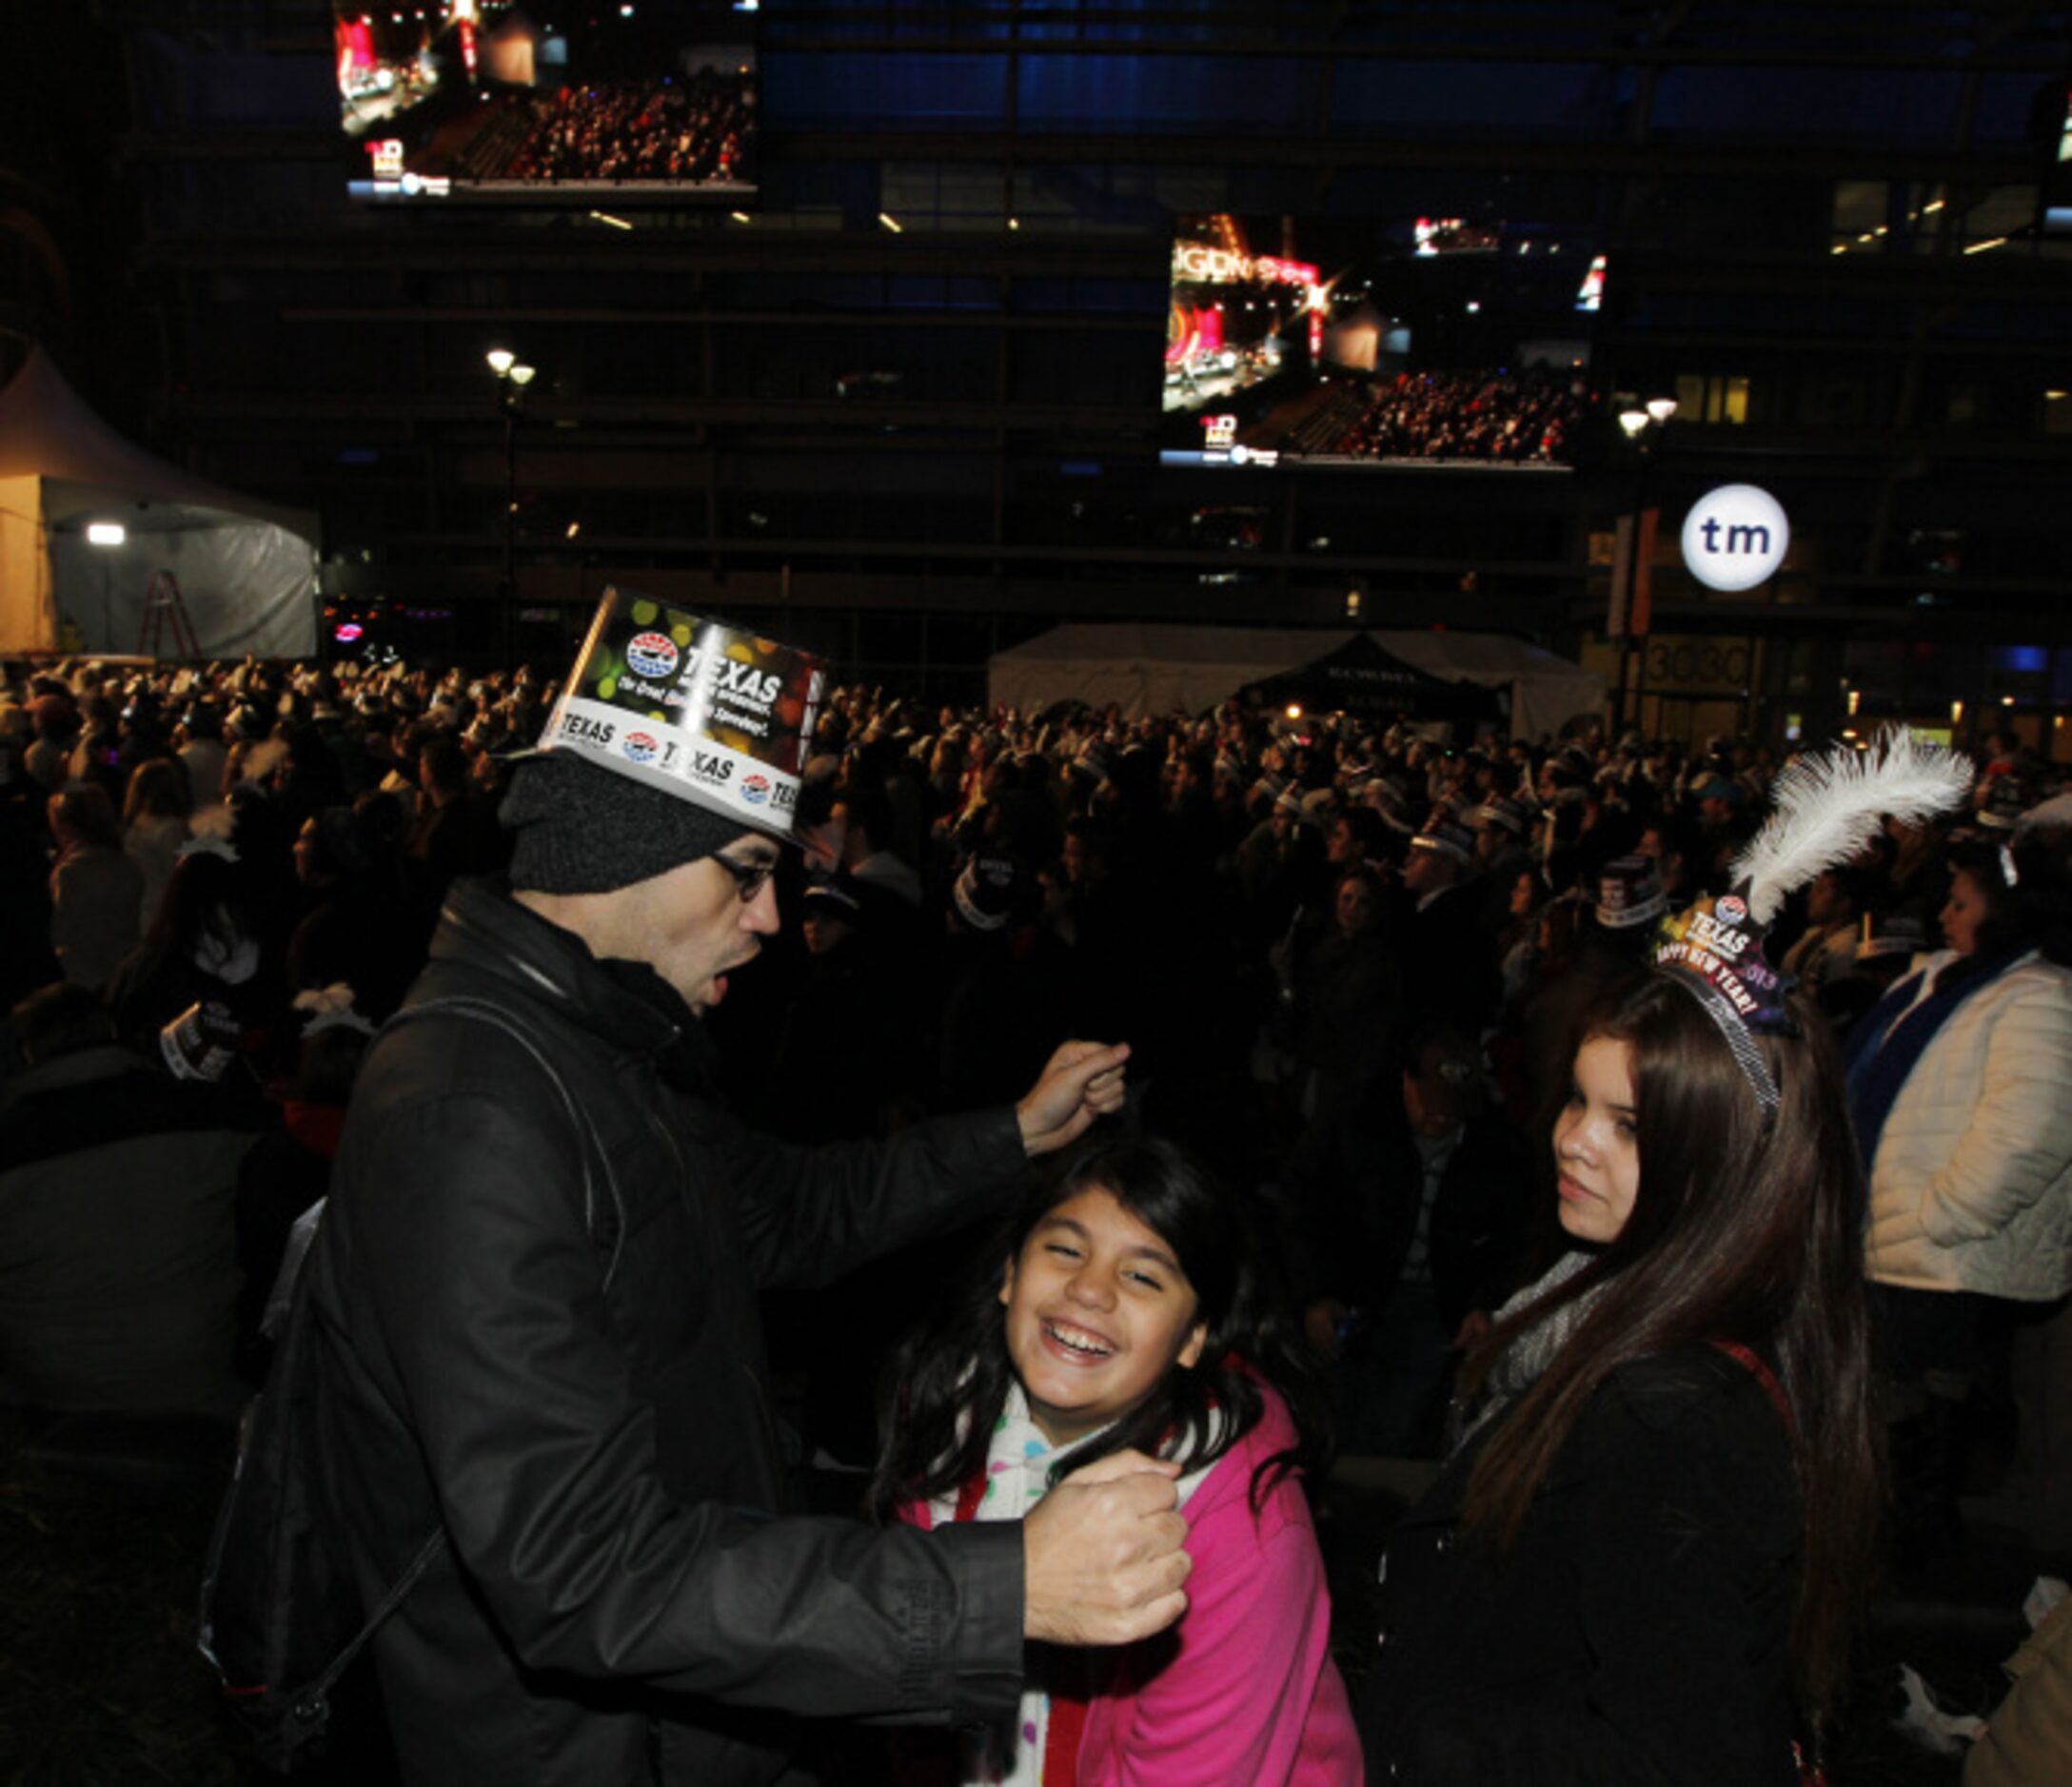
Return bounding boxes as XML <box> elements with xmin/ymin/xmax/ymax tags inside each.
<box><xmin>1610</xmin><ymin>396</ymin><xmax>1676</xmax><ymax>736</ymax></box>
<box><xmin>486</xmin><ymin>348</ymin><xmax>537</xmax><ymax>670</ymax></box>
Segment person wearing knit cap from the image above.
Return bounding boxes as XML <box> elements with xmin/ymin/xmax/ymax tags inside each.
<box><xmin>303</xmin><ymin>590</ymin><xmax>1185</xmax><ymax>1787</ymax></box>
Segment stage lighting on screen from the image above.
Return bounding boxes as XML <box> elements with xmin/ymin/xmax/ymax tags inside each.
<box><xmin>1161</xmin><ymin>213</ymin><xmax>1603</xmax><ymax>473</ymax></box>
<box><xmin>338</xmin><ymin>1</ymin><xmax>758</xmax><ymax>206</ymax></box>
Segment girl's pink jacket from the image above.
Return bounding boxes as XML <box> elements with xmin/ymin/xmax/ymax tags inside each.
<box><xmin>903</xmin><ymin>1386</ymin><xmax>1364</xmax><ymax>1785</ymax></box>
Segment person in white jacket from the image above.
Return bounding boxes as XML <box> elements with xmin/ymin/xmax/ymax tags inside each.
<box><xmin>1844</xmin><ymin>837</ymin><xmax>2072</xmax><ymax>1557</ymax></box>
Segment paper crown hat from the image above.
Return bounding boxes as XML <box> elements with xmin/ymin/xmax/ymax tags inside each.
<box><xmin>1650</xmin><ymin>730</ymin><xmax>1973</xmax><ymax>1114</ymax></box>
<box><xmin>1596</xmin><ymin>854</ymin><xmax>1667</xmax><ymax>931</ymax></box>
<box><xmin>529</xmin><ymin>586</ymin><xmax>828</xmax><ymax>844</ymax></box>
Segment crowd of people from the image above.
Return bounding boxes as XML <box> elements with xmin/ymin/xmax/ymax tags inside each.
<box><xmin>8</xmin><ymin>640</ymin><xmax>2072</xmax><ymax>1780</ymax></box>
<box><xmin>1325</xmin><ymin>367</ymin><xmax>1589</xmax><ymax>463</ymax></box>
<box><xmin>501</xmin><ymin>68</ymin><xmax>755</xmax><ymax>185</ymax></box>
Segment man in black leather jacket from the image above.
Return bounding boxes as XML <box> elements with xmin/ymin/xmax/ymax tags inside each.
<box><xmin>307</xmin><ymin>741</ymin><xmax>1189</xmax><ymax>1787</ymax></box>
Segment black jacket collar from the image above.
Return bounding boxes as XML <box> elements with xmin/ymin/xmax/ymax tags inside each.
<box><xmin>429</xmin><ymin>877</ymin><xmax>715</xmax><ymax>1084</ymax></box>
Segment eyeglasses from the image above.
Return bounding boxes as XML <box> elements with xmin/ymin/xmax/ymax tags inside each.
<box><xmin>711</xmin><ymin>852</ymin><xmax>778</xmax><ymax>903</ymax></box>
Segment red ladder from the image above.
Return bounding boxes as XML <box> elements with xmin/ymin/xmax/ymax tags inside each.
<box><xmin>138</xmin><ymin>569</ymin><xmax>200</xmax><ymax>659</ymax></box>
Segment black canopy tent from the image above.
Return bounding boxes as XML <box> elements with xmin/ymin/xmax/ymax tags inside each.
<box><xmin>1236</xmin><ymin>632</ymin><xmax>1502</xmax><ymax>725</ymax></box>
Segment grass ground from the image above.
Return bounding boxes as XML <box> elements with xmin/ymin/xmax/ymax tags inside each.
<box><xmin>0</xmin><ymin>1458</ymin><xmax>251</xmax><ymax>1787</ymax></box>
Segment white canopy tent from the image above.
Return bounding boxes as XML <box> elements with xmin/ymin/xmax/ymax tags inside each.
<box><xmin>0</xmin><ymin>348</ymin><xmax>318</xmax><ymax>658</ymax></box>
<box><xmin>1371</xmin><ymin>629</ymin><xmax>1605</xmax><ymax>741</ymax></box>
<box><xmin>988</xmin><ymin>622</ymin><xmax>1604</xmax><ymax>740</ymax></box>
<box><xmin>990</xmin><ymin>624</ymin><xmax>1334</xmax><ymax>720</ymax></box>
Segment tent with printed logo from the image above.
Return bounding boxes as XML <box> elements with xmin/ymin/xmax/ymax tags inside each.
<box><xmin>0</xmin><ymin>347</ymin><xmax>319</xmax><ymax>658</ymax></box>
<box><xmin>1236</xmin><ymin>632</ymin><xmax>1499</xmax><ymax>724</ymax></box>
<box><xmin>988</xmin><ymin>623</ymin><xmax>1602</xmax><ymax>738</ymax></box>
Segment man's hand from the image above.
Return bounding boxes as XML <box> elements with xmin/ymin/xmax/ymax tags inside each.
<box><xmin>1023</xmin><ymin>1450</ymin><xmax>1189</xmax><ymax>1644</ymax></box>
<box><xmin>1016</xmin><ymin>1040</ymin><xmax>1130</xmax><ymax>1157</ymax></box>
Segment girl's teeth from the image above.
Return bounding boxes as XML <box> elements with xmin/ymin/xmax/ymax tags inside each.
<box><xmin>1050</xmin><ymin>1322</ymin><xmax>1112</xmax><ymax>1356</ymax></box>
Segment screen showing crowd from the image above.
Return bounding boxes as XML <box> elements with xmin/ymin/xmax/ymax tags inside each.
<box><xmin>1160</xmin><ymin>214</ymin><xmax>1604</xmax><ymax>471</ymax></box>
<box><xmin>336</xmin><ymin>2</ymin><xmax>755</xmax><ymax>201</ymax></box>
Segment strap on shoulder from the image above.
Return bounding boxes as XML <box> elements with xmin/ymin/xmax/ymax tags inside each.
<box><xmin>1710</xmin><ymin>1339</ymin><xmax>1795</xmax><ymax>1440</ymax></box>
<box><xmin>277</xmin><ymin>995</ymin><xmax>627</xmax><ymax>1694</ymax></box>
<box><xmin>385</xmin><ymin>995</ymin><xmax>625</xmax><ymax>1292</ymax></box>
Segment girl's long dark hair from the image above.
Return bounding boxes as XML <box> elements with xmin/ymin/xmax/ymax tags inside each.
<box><xmin>1458</xmin><ymin>973</ymin><xmax>1882</xmax><ymax>1718</ymax></box>
<box><xmin>868</xmin><ymin>1136</ymin><xmax>1331</xmax><ymax>1523</ymax></box>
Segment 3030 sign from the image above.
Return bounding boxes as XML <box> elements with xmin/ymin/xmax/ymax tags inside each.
<box><xmin>1641</xmin><ymin>638</ymin><xmax>1750</xmax><ymax>693</ymax></box>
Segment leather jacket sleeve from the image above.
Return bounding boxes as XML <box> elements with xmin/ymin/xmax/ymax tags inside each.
<box><xmin>684</xmin><ymin>1098</ymin><xmax>1032</xmax><ymax>1291</ymax></box>
<box><xmin>327</xmin><ymin>1087</ymin><xmax>1026</xmax><ymax>1727</ymax></box>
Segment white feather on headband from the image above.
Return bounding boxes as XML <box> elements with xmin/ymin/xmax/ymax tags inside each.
<box><xmin>1729</xmin><ymin>729</ymin><xmax>1975</xmax><ymax>927</ymax></box>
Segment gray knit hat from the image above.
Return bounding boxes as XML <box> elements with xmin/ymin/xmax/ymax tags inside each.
<box><xmin>501</xmin><ymin>752</ymin><xmax>748</xmax><ymax>894</ymax></box>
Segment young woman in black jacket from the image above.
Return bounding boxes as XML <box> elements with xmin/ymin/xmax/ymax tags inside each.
<box><xmin>1358</xmin><ymin>732</ymin><xmax>1974</xmax><ymax>1784</ymax></box>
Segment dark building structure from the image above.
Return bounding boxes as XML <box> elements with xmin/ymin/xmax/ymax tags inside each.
<box><xmin>7</xmin><ymin>2</ymin><xmax>2072</xmax><ymax>748</ymax></box>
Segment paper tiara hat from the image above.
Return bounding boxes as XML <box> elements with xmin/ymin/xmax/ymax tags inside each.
<box><xmin>1650</xmin><ymin>730</ymin><xmax>1973</xmax><ymax>1114</ymax></box>
<box><xmin>534</xmin><ymin>587</ymin><xmax>827</xmax><ymax>843</ymax></box>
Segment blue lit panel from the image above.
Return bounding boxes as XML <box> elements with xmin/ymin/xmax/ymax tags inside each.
<box><xmin>1016</xmin><ymin>54</ymin><xmax>1308</xmax><ymax>133</ymax></box>
<box><xmin>766</xmin><ymin>53</ymin><xmax>1008</xmax><ymax>128</ymax></box>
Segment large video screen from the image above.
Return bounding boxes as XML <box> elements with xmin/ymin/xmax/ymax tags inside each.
<box><xmin>337</xmin><ymin>3</ymin><xmax>756</xmax><ymax>202</ymax></box>
<box><xmin>1160</xmin><ymin>214</ymin><xmax>1603</xmax><ymax>471</ymax></box>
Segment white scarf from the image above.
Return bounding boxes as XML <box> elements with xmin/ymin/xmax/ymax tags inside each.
<box><xmin>1450</xmin><ymin>1250</ymin><xmax>1607</xmax><ymax>1452</ymax></box>
<box><xmin>931</xmin><ymin>1383</ymin><xmax>1223</xmax><ymax>1785</ymax></box>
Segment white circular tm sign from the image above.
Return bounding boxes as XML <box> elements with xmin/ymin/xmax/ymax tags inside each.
<box><xmin>1681</xmin><ymin>483</ymin><xmax>1788</xmax><ymax>593</ymax></box>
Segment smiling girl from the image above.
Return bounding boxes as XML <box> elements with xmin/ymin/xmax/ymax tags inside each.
<box><xmin>871</xmin><ymin>1137</ymin><xmax>1360</xmax><ymax>1785</ymax></box>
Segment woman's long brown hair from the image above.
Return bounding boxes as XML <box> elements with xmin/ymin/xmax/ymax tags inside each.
<box><xmin>1459</xmin><ymin>973</ymin><xmax>1882</xmax><ymax>1718</ymax></box>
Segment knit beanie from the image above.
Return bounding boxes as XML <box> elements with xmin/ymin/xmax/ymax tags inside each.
<box><xmin>501</xmin><ymin>752</ymin><xmax>748</xmax><ymax>894</ymax></box>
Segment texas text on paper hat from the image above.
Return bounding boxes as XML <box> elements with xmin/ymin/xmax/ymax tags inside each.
<box><xmin>534</xmin><ymin>587</ymin><xmax>827</xmax><ymax>844</ymax></box>
<box><xmin>1653</xmin><ymin>891</ymin><xmax>1794</xmax><ymax>1038</ymax></box>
